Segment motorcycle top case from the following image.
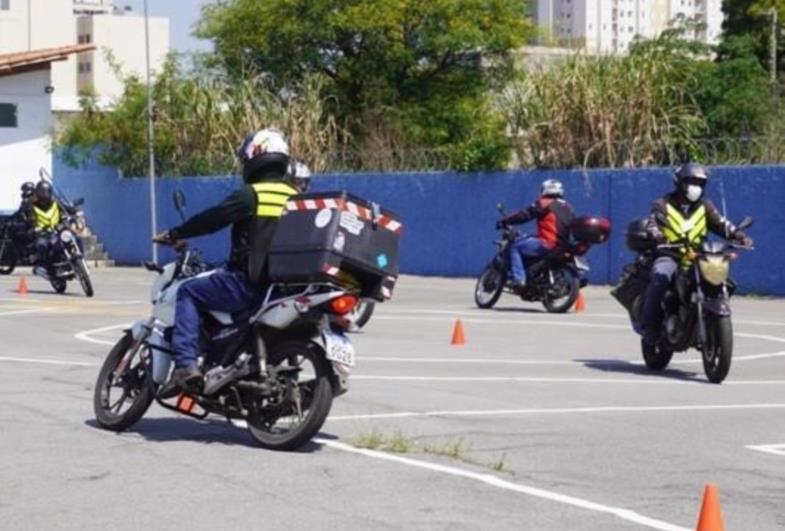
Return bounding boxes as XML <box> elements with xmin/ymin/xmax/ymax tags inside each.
<box><xmin>268</xmin><ymin>192</ymin><xmax>402</xmax><ymax>300</ymax></box>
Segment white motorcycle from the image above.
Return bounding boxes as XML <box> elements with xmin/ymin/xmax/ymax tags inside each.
<box><xmin>93</xmin><ymin>242</ymin><xmax>360</xmax><ymax>451</ymax></box>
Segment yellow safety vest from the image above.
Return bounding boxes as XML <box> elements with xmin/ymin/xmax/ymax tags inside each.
<box><xmin>660</xmin><ymin>203</ymin><xmax>707</xmax><ymax>266</ymax></box>
<box><xmin>252</xmin><ymin>182</ymin><xmax>298</xmax><ymax>218</ymax></box>
<box><xmin>33</xmin><ymin>202</ymin><xmax>61</xmax><ymax>230</ymax></box>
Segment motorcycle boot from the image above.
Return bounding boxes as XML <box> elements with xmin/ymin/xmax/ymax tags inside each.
<box><xmin>172</xmin><ymin>364</ymin><xmax>204</xmax><ymax>394</ymax></box>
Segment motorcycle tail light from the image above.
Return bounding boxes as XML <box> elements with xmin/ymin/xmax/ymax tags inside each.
<box><xmin>329</xmin><ymin>295</ymin><xmax>359</xmax><ymax>316</ymax></box>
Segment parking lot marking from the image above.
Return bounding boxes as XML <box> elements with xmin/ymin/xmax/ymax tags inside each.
<box><xmin>0</xmin><ymin>356</ymin><xmax>97</xmax><ymax>367</ymax></box>
<box><xmin>315</xmin><ymin>438</ymin><xmax>690</xmax><ymax>531</ymax></box>
<box><xmin>352</xmin><ymin>375</ymin><xmax>785</xmax><ymax>385</ymax></box>
<box><xmin>746</xmin><ymin>444</ymin><xmax>785</xmax><ymax>457</ymax></box>
<box><xmin>74</xmin><ymin>323</ymin><xmax>130</xmax><ymax>346</ymax></box>
<box><xmin>328</xmin><ymin>403</ymin><xmax>785</xmax><ymax>421</ymax></box>
<box><xmin>363</xmin><ymin>352</ymin><xmax>785</xmax><ymax>364</ymax></box>
<box><xmin>0</xmin><ymin>308</ymin><xmax>50</xmax><ymax>317</ymax></box>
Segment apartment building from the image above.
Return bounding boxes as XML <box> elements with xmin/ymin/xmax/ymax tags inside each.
<box><xmin>533</xmin><ymin>0</ymin><xmax>723</xmax><ymax>54</ymax></box>
<box><xmin>0</xmin><ymin>0</ymin><xmax>168</xmax><ymax>110</ymax></box>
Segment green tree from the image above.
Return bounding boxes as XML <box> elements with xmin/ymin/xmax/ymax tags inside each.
<box><xmin>198</xmin><ymin>0</ymin><xmax>531</xmax><ymax>169</ymax></box>
<box><xmin>722</xmin><ymin>0</ymin><xmax>785</xmax><ymax>74</ymax></box>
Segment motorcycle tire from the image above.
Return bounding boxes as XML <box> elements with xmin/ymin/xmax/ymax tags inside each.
<box><xmin>74</xmin><ymin>257</ymin><xmax>94</xmax><ymax>297</ymax></box>
<box><xmin>702</xmin><ymin>315</ymin><xmax>732</xmax><ymax>384</ymax></box>
<box><xmin>475</xmin><ymin>264</ymin><xmax>504</xmax><ymax>309</ymax></box>
<box><xmin>542</xmin><ymin>267</ymin><xmax>580</xmax><ymax>313</ymax></box>
<box><xmin>641</xmin><ymin>338</ymin><xmax>674</xmax><ymax>371</ymax></box>
<box><xmin>347</xmin><ymin>301</ymin><xmax>375</xmax><ymax>332</ymax></box>
<box><xmin>93</xmin><ymin>333</ymin><xmax>155</xmax><ymax>431</ymax></box>
<box><xmin>247</xmin><ymin>341</ymin><xmax>334</xmax><ymax>451</ymax></box>
<box><xmin>0</xmin><ymin>240</ymin><xmax>16</xmax><ymax>275</ymax></box>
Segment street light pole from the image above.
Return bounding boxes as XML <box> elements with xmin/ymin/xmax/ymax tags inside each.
<box><xmin>144</xmin><ymin>0</ymin><xmax>158</xmax><ymax>263</ymax></box>
<box><xmin>770</xmin><ymin>7</ymin><xmax>778</xmax><ymax>84</ymax></box>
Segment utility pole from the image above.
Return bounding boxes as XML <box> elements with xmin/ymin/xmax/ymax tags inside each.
<box><xmin>144</xmin><ymin>0</ymin><xmax>158</xmax><ymax>263</ymax></box>
<box><xmin>771</xmin><ymin>7</ymin><xmax>778</xmax><ymax>84</ymax></box>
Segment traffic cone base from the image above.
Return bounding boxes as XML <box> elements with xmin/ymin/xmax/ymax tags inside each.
<box><xmin>574</xmin><ymin>291</ymin><xmax>586</xmax><ymax>312</ymax></box>
<box><xmin>17</xmin><ymin>277</ymin><xmax>29</xmax><ymax>296</ymax></box>
<box><xmin>696</xmin><ymin>483</ymin><xmax>725</xmax><ymax>531</ymax></box>
<box><xmin>451</xmin><ymin>319</ymin><xmax>466</xmax><ymax>346</ymax></box>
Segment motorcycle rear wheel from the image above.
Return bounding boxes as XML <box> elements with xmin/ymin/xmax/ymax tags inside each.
<box><xmin>702</xmin><ymin>315</ymin><xmax>732</xmax><ymax>384</ymax></box>
<box><xmin>0</xmin><ymin>240</ymin><xmax>16</xmax><ymax>275</ymax></box>
<box><xmin>93</xmin><ymin>333</ymin><xmax>155</xmax><ymax>431</ymax></box>
<box><xmin>74</xmin><ymin>257</ymin><xmax>94</xmax><ymax>297</ymax></box>
<box><xmin>475</xmin><ymin>264</ymin><xmax>504</xmax><ymax>309</ymax></box>
<box><xmin>247</xmin><ymin>341</ymin><xmax>333</xmax><ymax>451</ymax></box>
<box><xmin>542</xmin><ymin>267</ymin><xmax>579</xmax><ymax>313</ymax></box>
<box><xmin>641</xmin><ymin>338</ymin><xmax>674</xmax><ymax>370</ymax></box>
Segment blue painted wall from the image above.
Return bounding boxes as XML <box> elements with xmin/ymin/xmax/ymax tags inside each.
<box><xmin>53</xmin><ymin>157</ymin><xmax>785</xmax><ymax>295</ymax></box>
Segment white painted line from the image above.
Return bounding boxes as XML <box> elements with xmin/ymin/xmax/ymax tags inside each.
<box><xmin>373</xmin><ymin>315</ymin><xmax>629</xmax><ymax>329</ymax></box>
<box><xmin>363</xmin><ymin>352</ymin><xmax>785</xmax><ymax>364</ymax></box>
<box><xmin>328</xmin><ymin>403</ymin><xmax>785</xmax><ymax>421</ymax></box>
<box><xmin>0</xmin><ymin>356</ymin><xmax>97</xmax><ymax>367</ymax></box>
<box><xmin>314</xmin><ymin>438</ymin><xmax>689</xmax><ymax>531</ymax></box>
<box><xmin>0</xmin><ymin>308</ymin><xmax>50</xmax><ymax>317</ymax></box>
<box><xmin>74</xmin><ymin>323</ymin><xmax>130</xmax><ymax>347</ymax></box>
<box><xmin>351</xmin><ymin>375</ymin><xmax>785</xmax><ymax>385</ymax></box>
<box><xmin>746</xmin><ymin>444</ymin><xmax>785</xmax><ymax>457</ymax></box>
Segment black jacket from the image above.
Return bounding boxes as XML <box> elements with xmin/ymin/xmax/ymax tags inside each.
<box><xmin>169</xmin><ymin>178</ymin><xmax>293</xmax><ymax>286</ymax></box>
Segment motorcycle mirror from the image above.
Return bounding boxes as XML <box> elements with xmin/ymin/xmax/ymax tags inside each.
<box><xmin>173</xmin><ymin>190</ymin><xmax>187</xmax><ymax>223</ymax></box>
<box><xmin>73</xmin><ymin>197</ymin><xmax>84</xmax><ymax>207</ymax></box>
<box><xmin>38</xmin><ymin>167</ymin><xmax>53</xmax><ymax>183</ymax></box>
<box><xmin>496</xmin><ymin>202</ymin><xmax>506</xmax><ymax>213</ymax></box>
<box><xmin>736</xmin><ymin>216</ymin><xmax>753</xmax><ymax>231</ymax></box>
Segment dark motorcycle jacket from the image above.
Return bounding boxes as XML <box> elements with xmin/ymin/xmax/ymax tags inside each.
<box><xmin>503</xmin><ymin>197</ymin><xmax>575</xmax><ymax>248</ymax></box>
<box><xmin>646</xmin><ymin>192</ymin><xmax>744</xmax><ymax>264</ymax></box>
<box><xmin>168</xmin><ymin>176</ymin><xmax>299</xmax><ymax>287</ymax></box>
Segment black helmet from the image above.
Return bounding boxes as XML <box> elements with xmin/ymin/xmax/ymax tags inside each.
<box><xmin>20</xmin><ymin>181</ymin><xmax>35</xmax><ymax>199</ymax></box>
<box><xmin>35</xmin><ymin>181</ymin><xmax>54</xmax><ymax>206</ymax></box>
<box><xmin>673</xmin><ymin>163</ymin><xmax>709</xmax><ymax>203</ymax></box>
<box><xmin>236</xmin><ymin>128</ymin><xmax>291</xmax><ymax>184</ymax></box>
<box><xmin>625</xmin><ymin>218</ymin><xmax>655</xmax><ymax>253</ymax></box>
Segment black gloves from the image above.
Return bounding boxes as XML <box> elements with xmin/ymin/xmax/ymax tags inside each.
<box><xmin>733</xmin><ymin>230</ymin><xmax>753</xmax><ymax>248</ymax></box>
<box><xmin>495</xmin><ymin>220</ymin><xmax>508</xmax><ymax>230</ymax></box>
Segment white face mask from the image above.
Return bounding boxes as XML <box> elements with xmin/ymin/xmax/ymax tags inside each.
<box><xmin>685</xmin><ymin>184</ymin><xmax>703</xmax><ymax>202</ymax></box>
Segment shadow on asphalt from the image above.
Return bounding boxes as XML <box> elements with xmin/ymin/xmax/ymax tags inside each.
<box><xmin>577</xmin><ymin>359</ymin><xmax>705</xmax><ymax>383</ymax></box>
<box><xmin>84</xmin><ymin>418</ymin><xmax>335</xmax><ymax>453</ymax></box>
<box><xmin>489</xmin><ymin>306</ymin><xmax>546</xmax><ymax>314</ymax></box>
<box><xmin>7</xmin><ymin>288</ymin><xmax>82</xmax><ymax>297</ymax></box>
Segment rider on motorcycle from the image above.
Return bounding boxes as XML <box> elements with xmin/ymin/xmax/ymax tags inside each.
<box><xmin>29</xmin><ymin>181</ymin><xmax>63</xmax><ymax>273</ymax></box>
<box><xmin>496</xmin><ymin>179</ymin><xmax>575</xmax><ymax>291</ymax></box>
<box><xmin>153</xmin><ymin>128</ymin><xmax>308</xmax><ymax>390</ymax></box>
<box><xmin>641</xmin><ymin>163</ymin><xmax>754</xmax><ymax>346</ymax></box>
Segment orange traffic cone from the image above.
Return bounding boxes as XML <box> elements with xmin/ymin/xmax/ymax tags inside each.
<box><xmin>17</xmin><ymin>277</ymin><xmax>29</xmax><ymax>296</ymax></box>
<box><xmin>696</xmin><ymin>484</ymin><xmax>725</xmax><ymax>531</ymax></box>
<box><xmin>574</xmin><ymin>291</ymin><xmax>586</xmax><ymax>312</ymax></box>
<box><xmin>451</xmin><ymin>319</ymin><xmax>466</xmax><ymax>346</ymax></box>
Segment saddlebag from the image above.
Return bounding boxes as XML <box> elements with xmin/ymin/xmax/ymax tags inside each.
<box><xmin>611</xmin><ymin>259</ymin><xmax>650</xmax><ymax>313</ymax></box>
<box><xmin>268</xmin><ymin>192</ymin><xmax>402</xmax><ymax>301</ymax></box>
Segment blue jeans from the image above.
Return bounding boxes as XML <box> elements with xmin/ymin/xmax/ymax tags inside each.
<box><xmin>508</xmin><ymin>237</ymin><xmax>549</xmax><ymax>283</ymax></box>
<box><xmin>172</xmin><ymin>270</ymin><xmax>264</xmax><ymax>368</ymax></box>
<box><xmin>641</xmin><ymin>256</ymin><xmax>679</xmax><ymax>338</ymax></box>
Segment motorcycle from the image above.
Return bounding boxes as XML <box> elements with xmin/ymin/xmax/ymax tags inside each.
<box><xmin>0</xmin><ymin>216</ymin><xmax>26</xmax><ymax>275</ymax></box>
<box><xmin>346</xmin><ymin>300</ymin><xmax>375</xmax><ymax>331</ymax></box>
<box><xmin>474</xmin><ymin>204</ymin><xmax>610</xmax><ymax>313</ymax></box>
<box><xmin>612</xmin><ymin>216</ymin><xmax>754</xmax><ymax>384</ymax></box>
<box><xmin>93</xmin><ymin>192</ymin><xmax>363</xmax><ymax>450</ymax></box>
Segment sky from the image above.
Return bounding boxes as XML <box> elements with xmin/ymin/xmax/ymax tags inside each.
<box><xmin>115</xmin><ymin>0</ymin><xmax>215</xmax><ymax>53</ymax></box>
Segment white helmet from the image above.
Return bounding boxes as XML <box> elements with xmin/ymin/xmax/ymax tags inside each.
<box><xmin>540</xmin><ymin>179</ymin><xmax>564</xmax><ymax>198</ymax></box>
<box><xmin>237</xmin><ymin>128</ymin><xmax>290</xmax><ymax>183</ymax></box>
<box><xmin>288</xmin><ymin>160</ymin><xmax>313</xmax><ymax>192</ymax></box>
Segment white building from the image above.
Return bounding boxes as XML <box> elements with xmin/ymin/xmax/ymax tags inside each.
<box><xmin>0</xmin><ymin>0</ymin><xmax>168</xmax><ymax>111</ymax></box>
<box><xmin>0</xmin><ymin>45</ymin><xmax>92</xmax><ymax>213</ymax></box>
<box><xmin>533</xmin><ymin>0</ymin><xmax>723</xmax><ymax>54</ymax></box>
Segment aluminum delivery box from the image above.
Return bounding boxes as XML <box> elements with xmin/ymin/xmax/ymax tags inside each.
<box><xmin>268</xmin><ymin>192</ymin><xmax>402</xmax><ymax>300</ymax></box>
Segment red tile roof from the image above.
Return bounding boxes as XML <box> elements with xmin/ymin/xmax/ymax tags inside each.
<box><xmin>0</xmin><ymin>44</ymin><xmax>95</xmax><ymax>76</ymax></box>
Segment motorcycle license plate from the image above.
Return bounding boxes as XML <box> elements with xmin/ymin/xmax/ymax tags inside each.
<box><xmin>324</xmin><ymin>331</ymin><xmax>355</xmax><ymax>367</ymax></box>
<box><xmin>574</xmin><ymin>256</ymin><xmax>590</xmax><ymax>271</ymax></box>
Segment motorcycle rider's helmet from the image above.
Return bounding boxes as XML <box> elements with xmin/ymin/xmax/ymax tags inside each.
<box><xmin>35</xmin><ymin>181</ymin><xmax>54</xmax><ymax>208</ymax></box>
<box><xmin>286</xmin><ymin>160</ymin><xmax>312</xmax><ymax>193</ymax></box>
<box><xmin>540</xmin><ymin>179</ymin><xmax>564</xmax><ymax>198</ymax></box>
<box><xmin>625</xmin><ymin>218</ymin><xmax>656</xmax><ymax>253</ymax></box>
<box><xmin>20</xmin><ymin>181</ymin><xmax>35</xmax><ymax>199</ymax></box>
<box><xmin>673</xmin><ymin>162</ymin><xmax>708</xmax><ymax>203</ymax></box>
<box><xmin>236</xmin><ymin>128</ymin><xmax>290</xmax><ymax>184</ymax></box>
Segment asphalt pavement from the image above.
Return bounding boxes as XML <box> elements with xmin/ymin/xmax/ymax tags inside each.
<box><xmin>1</xmin><ymin>267</ymin><xmax>784</xmax><ymax>531</ymax></box>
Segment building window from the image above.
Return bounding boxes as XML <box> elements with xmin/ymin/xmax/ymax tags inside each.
<box><xmin>78</xmin><ymin>62</ymin><xmax>92</xmax><ymax>74</ymax></box>
<box><xmin>78</xmin><ymin>34</ymin><xmax>92</xmax><ymax>44</ymax></box>
<box><xmin>0</xmin><ymin>0</ymin><xmax>9</xmax><ymax>10</ymax></box>
<box><xmin>0</xmin><ymin>103</ymin><xmax>18</xmax><ymax>128</ymax></box>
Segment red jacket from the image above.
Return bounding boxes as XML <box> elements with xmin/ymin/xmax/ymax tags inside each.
<box><xmin>503</xmin><ymin>197</ymin><xmax>575</xmax><ymax>248</ymax></box>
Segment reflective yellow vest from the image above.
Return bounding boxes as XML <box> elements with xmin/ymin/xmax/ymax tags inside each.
<box><xmin>252</xmin><ymin>181</ymin><xmax>298</xmax><ymax>218</ymax></box>
<box><xmin>33</xmin><ymin>202</ymin><xmax>61</xmax><ymax>230</ymax></box>
<box><xmin>660</xmin><ymin>202</ymin><xmax>707</xmax><ymax>266</ymax></box>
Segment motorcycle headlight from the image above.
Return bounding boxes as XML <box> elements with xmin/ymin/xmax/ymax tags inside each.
<box><xmin>60</xmin><ymin>230</ymin><xmax>74</xmax><ymax>243</ymax></box>
<box><xmin>698</xmin><ymin>255</ymin><xmax>729</xmax><ymax>286</ymax></box>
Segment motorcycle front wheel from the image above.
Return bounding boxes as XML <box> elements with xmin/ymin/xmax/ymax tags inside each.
<box><xmin>73</xmin><ymin>257</ymin><xmax>94</xmax><ymax>297</ymax></box>
<box><xmin>247</xmin><ymin>341</ymin><xmax>333</xmax><ymax>451</ymax></box>
<box><xmin>475</xmin><ymin>263</ymin><xmax>504</xmax><ymax>309</ymax></box>
<box><xmin>702</xmin><ymin>315</ymin><xmax>732</xmax><ymax>384</ymax></box>
<box><xmin>542</xmin><ymin>267</ymin><xmax>579</xmax><ymax>313</ymax></box>
<box><xmin>93</xmin><ymin>333</ymin><xmax>155</xmax><ymax>431</ymax></box>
